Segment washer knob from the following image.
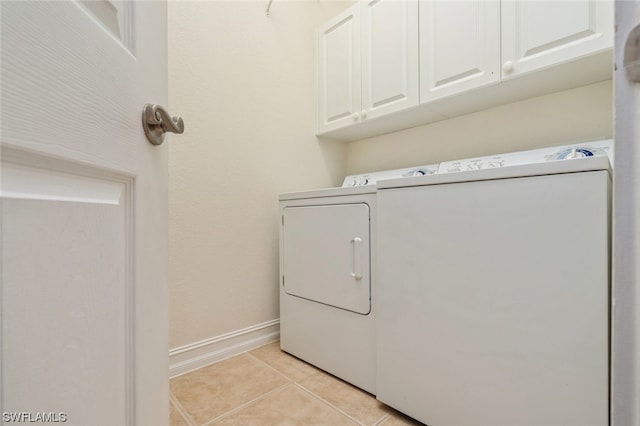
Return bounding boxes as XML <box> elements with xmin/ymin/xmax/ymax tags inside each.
<box><xmin>565</xmin><ymin>148</ymin><xmax>588</xmax><ymax>159</ymax></box>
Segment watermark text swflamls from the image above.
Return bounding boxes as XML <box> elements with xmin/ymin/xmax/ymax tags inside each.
<box><xmin>2</xmin><ymin>412</ymin><xmax>68</xmax><ymax>423</ymax></box>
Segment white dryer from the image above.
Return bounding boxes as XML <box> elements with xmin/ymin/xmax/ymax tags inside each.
<box><xmin>376</xmin><ymin>140</ymin><xmax>612</xmax><ymax>426</ymax></box>
<box><xmin>279</xmin><ymin>164</ymin><xmax>438</xmax><ymax>394</ymax></box>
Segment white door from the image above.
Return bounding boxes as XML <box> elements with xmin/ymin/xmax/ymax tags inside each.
<box><xmin>613</xmin><ymin>1</ymin><xmax>640</xmax><ymax>425</ymax></box>
<box><xmin>316</xmin><ymin>4</ymin><xmax>361</xmax><ymax>134</ymax></box>
<box><xmin>501</xmin><ymin>0</ymin><xmax>613</xmax><ymax>79</ymax></box>
<box><xmin>1</xmin><ymin>1</ymin><xmax>169</xmax><ymax>425</ymax></box>
<box><xmin>361</xmin><ymin>0</ymin><xmax>418</xmax><ymax>120</ymax></box>
<box><xmin>419</xmin><ymin>0</ymin><xmax>500</xmax><ymax>103</ymax></box>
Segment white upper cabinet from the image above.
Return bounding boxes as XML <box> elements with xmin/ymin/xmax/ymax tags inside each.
<box><xmin>317</xmin><ymin>0</ymin><xmax>613</xmax><ymax>140</ymax></box>
<box><xmin>361</xmin><ymin>0</ymin><xmax>419</xmax><ymax>120</ymax></box>
<box><xmin>501</xmin><ymin>0</ymin><xmax>613</xmax><ymax>79</ymax></box>
<box><xmin>317</xmin><ymin>6</ymin><xmax>361</xmax><ymax>134</ymax></box>
<box><xmin>419</xmin><ymin>1</ymin><xmax>500</xmax><ymax>103</ymax></box>
<box><xmin>317</xmin><ymin>0</ymin><xmax>419</xmax><ymax>135</ymax></box>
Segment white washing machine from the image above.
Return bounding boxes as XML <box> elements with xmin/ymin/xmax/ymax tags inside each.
<box><xmin>279</xmin><ymin>164</ymin><xmax>438</xmax><ymax>394</ymax></box>
<box><xmin>376</xmin><ymin>140</ymin><xmax>612</xmax><ymax>426</ymax></box>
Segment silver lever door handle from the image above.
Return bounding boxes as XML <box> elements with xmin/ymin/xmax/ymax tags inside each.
<box><xmin>142</xmin><ymin>103</ymin><xmax>185</xmax><ymax>145</ymax></box>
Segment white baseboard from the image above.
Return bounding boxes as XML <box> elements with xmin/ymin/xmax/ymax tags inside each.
<box><xmin>169</xmin><ymin>319</ymin><xmax>280</xmax><ymax>378</ymax></box>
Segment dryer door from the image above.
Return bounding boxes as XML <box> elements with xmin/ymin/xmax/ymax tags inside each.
<box><xmin>282</xmin><ymin>203</ymin><xmax>371</xmax><ymax>315</ymax></box>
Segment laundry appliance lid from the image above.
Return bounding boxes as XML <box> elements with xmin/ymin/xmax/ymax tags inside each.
<box><xmin>377</xmin><ymin>155</ymin><xmax>612</xmax><ymax>189</ymax></box>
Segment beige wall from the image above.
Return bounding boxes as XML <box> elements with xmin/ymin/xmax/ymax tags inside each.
<box><xmin>168</xmin><ymin>0</ymin><xmax>350</xmax><ymax>349</ymax></box>
<box><xmin>347</xmin><ymin>80</ymin><xmax>613</xmax><ymax>174</ymax></box>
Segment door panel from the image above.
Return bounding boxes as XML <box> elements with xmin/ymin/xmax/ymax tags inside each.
<box><xmin>317</xmin><ymin>5</ymin><xmax>361</xmax><ymax>134</ymax></box>
<box><xmin>520</xmin><ymin>2</ymin><xmax>591</xmax><ymax>55</ymax></box>
<box><xmin>419</xmin><ymin>0</ymin><xmax>500</xmax><ymax>102</ymax></box>
<box><xmin>2</xmin><ymin>152</ymin><xmax>132</xmax><ymax>424</ymax></box>
<box><xmin>78</xmin><ymin>0</ymin><xmax>135</xmax><ymax>52</ymax></box>
<box><xmin>361</xmin><ymin>0</ymin><xmax>418</xmax><ymax>118</ymax></box>
<box><xmin>283</xmin><ymin>204</ymin><xmax>371</xmax><ymax>315</ymax></box>
<box><xmin>501</xmin><ymin>0</ymin><xmax>612</xmax><ymax>79</ymax></box>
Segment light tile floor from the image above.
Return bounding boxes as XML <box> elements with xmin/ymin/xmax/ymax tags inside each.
<box><xmin>170</xmin><ymin>341</ymin><xmax>424</xmax><ymax>426</ymax></box>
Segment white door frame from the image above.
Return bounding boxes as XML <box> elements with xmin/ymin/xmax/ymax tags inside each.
<box><xmin>613</xmin><ymin>1</ymin><xmax>640</xmax><ymax>425</ymax></box>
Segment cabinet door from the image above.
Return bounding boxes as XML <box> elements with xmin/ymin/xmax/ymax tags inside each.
<box><xmin>361</xmin><ymin>0</ymin><xmax>418</xmax><ymax>120</ymax></box>
<box><xmin>282</xmin><ymin>204</ymin><xmax>371</xmax><ymax>315</ymax></box>
<box><xmin>501</xmin><ymin>0</ymin><xmax>613</xmax><ymax>79</ymax></box>
<box><xmin>317</xmin><ymin>4</ymin><xmax>361</xmax><ymax>134</ymax></box>
<box><xmin>419</xmin><ymin>0</ymin><xmax>500</xmax><ymax>103</ymax></box>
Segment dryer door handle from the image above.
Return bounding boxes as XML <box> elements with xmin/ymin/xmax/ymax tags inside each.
<box><xmin>351</xmin><ymin>237</ymin><xmax>363</xmax><ymax>280</ymax></box>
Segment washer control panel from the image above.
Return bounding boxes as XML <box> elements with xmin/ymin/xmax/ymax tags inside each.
<box><xmin>438</xmin><ymin>140</ymin><xmax>613</xmax><ymax>174</ymax></box>
<box><xmin>340</xmin><ymin>140</ymin><xmax>612</xmax><ymax>186</ymax></box>
<box><xmin>553</xmin><ymin>147</ymin><xmax>596</xmax><ymax>160</ymax></box>
<box><xmin>342</xmin><ymin>164</ymin><xmax>439</xmax><ymax>187</ymax></box>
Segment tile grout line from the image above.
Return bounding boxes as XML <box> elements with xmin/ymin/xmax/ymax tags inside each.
<box><xmin>247</xmin><ymin>348</ymin><xmax>390</xmax><ymax>426</ymax></box>
<box><xmin>373</xmin><ymin>412</ymin><xmax>393</xmax><ymax>426</ymax></box>
<box><xmin>198</xmin><ymin>351</ymin><xmax>297</xmax><ymax>425</ymax></box>
<box><xmin>170</xmin><ymin>351</ymin><xmax>293</xmax><ymax>426</ymax></box>
<box><xmin>245</xmin><ymin>350</ymin><xmax>364</xmax><ymax>424</ymax></box>
<box><xmin>199</xmin><ymin>382</ymin><xmax>293</xmax><ymax>426</ymax></box>
<box><xmin>245</xmin><ymin>351</ymin><xmax>297</xmax><ymax>378</ymax></box>
<box><xmin>170</xmin><ymin>345</ymin><xmax>394</xmax><ymax>426</ymax></box>
<box><xmin>169</xmin><ymin>389</ymin><xmax>197</xmax><ymax>426</ymax></box>
<box><xmin>245</xmin><ymin>350</ymin><xmax>363</xmax><ymax>424</ymax></box>
<box><xmin>292</xmin><ymin>382</ymin><xmax>369</xmax><ymax>426</ymax></box>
